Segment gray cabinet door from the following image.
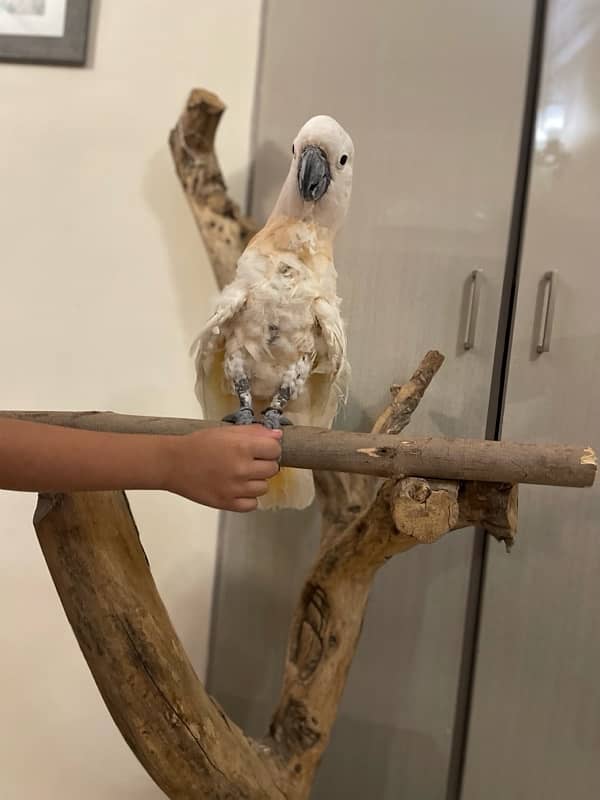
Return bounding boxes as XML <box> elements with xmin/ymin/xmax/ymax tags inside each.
<box><xmin>207</xmin><ymin>2</ymin><xmax>533</xmax><ymax>797</ymax></box>
<box><xmin>462</xmin><ymin>2</ymin><xmax>600</xmax><ymax>797</ymax></box>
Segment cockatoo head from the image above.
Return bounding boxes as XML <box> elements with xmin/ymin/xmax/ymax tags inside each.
<box><xmin>273</xmin><ymin>115</ymin><xmax>354</xmax><ymax>234</ymax></box>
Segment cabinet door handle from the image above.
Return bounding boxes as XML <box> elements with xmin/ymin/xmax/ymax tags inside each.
<box><xmin>464</xmin><ymin>269</ymin><xmax>482</xmax><ymax>350</ymax></box>
<box><xmin>537</xmin><ymin>270</ymin><xmax>557</xmax><ymax>354</ymax></box>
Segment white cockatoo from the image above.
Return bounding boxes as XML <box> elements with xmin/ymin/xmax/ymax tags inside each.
<box><xmin>193</xmin><ymin>115</ymin><xmax>354</xmax><ymax>510</ymax></box>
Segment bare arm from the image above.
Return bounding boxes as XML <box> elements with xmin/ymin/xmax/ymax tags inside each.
<box><xmin>0</xmin><ymin>419</ymin><xmax>281</xmax><ymax>512</ymax></box>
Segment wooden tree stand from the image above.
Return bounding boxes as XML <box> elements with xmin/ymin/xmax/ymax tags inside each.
<box><xmin>3</xmin><ymin>89</ymin><xmax>596</xmax><ymax>800</ymax></box>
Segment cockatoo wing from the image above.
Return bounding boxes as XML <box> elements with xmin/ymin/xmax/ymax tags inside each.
<box><xmin>192</xmin><ymin>281</ymin><xmax>248</xmax><ymax>420</ymax></box>
<box><xmin>308</xmin><ymin>295</ymin><xmax>349</xmax><ymax>428</ymax></box>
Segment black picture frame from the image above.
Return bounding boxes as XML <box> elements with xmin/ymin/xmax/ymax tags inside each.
<box><xmin>0</xmin><ymin>0</ymin><xmax>92</xmax><ymax>66</ymax></box>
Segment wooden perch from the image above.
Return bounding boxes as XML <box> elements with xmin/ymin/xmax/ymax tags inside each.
<box><xmin>1</xmin><ymin>409</ymin><xmax>595</xmax><ymax>488</ymax></box>
<box><xmin>34</xmin><ymin>491</ymin><xmax>284</xmax><ymax>799</ymax></box>
<box><xmin>15</xmin><ymin>86</ymin><xmax>595</xmax><ymax>800</ymax></box>
<box><xmin>24</xmin><ymin>367</ymin><xmax>520</xmax><ymax>798</ymax></box>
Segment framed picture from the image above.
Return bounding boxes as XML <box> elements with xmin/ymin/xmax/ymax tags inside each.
<box><xmin>0</xmin><ymin>0</ymin><xmax>91</xmax><ymax>66</ymax></box>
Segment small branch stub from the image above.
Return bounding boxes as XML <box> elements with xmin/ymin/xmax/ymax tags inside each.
<box><xmin>392</xmin><ymin>478</ymin><xmax>459</xmax><ymax>543</ymax></box>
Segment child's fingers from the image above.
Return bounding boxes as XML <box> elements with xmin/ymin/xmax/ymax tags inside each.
<box><xmin>234</xmin><ymin>425</ymin><xmax>282</xmax><ymax>439</ymax></box>
<box><xmin>232</xmin><ymin>497</ymin><xmax>258</xmax><ymax>513</ymax></box>
<box><xmin>248</xmin><ymin>460</ymin><xmax>280</xmax><ymax>480</ymax></box>
<box><xmin>249</xmin><ymin>437</ymin><xmax>282</xmax><ymax>460</ymax></box>
<box><xmin>242</xmin><ymin>479</ymin><xmax>269</xmax><ymax>497</ymax></box>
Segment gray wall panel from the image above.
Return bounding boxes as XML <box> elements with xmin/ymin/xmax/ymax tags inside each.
<box><xmin>463</xmin><ymin>2</ymin><xmax>600</xmax><ymax>797</ymax></box>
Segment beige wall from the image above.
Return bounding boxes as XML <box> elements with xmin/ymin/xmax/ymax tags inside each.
<box><xmin>0</xmin><ymin>1</ymin><xmax>261</xmax><ymax>796</ymax></box>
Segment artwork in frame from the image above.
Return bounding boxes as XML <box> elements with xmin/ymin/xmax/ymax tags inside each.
<box><xmin>0</xmin><ymin>0</ymin><xmax>91</xmax><ymax>66</ymax></box>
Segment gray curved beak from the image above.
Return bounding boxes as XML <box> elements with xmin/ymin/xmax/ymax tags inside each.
<box><xmin>297</xmin><ymin>145</ymin><xmax>331</xmax><ymax>202</ymax></box>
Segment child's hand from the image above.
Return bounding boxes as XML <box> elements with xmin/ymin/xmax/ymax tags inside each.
<box><xmin>162</xmin><ymin>425</ymin><xmax>282</xmax><ymax>512</ymax></box>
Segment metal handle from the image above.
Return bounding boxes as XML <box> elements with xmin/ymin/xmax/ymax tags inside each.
<box><xmin>537</xmin><ymin>270</ymin><xmax>557</xmax><ymax>354</ymax></box>
<box><xmin>464</xmin><ymin>269</ymin><xmax>482</xmax><ymax>350</ymax></box>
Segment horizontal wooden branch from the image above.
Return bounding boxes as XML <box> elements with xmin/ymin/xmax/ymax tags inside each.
<box><xmin>1</xmin><ymin>410</ymin><xmax>596</xmax><ymax>488</ymax></box>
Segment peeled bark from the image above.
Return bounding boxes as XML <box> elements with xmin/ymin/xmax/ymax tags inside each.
<box><xmin>168</xmin><ymin>87</ymin><xmax>257</xmax><ymax>290</ymax></box>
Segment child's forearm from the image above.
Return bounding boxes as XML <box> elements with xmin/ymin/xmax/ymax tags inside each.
<box><xmin>0</xmin><ymin>417</ymin><xmax>282</xmax><ymax>512</ymax></box>
<box><xmin>0</xmin><ymin>418</ymin><xmax>168</xmax><ymax>493</ymax></box>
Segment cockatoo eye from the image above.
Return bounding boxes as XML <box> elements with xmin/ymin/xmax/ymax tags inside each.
<box><xmin>292</xmin><ymin>143</ymin><xmax>295</xmax><ymax>156</ymax></box>
<box><xmin>338</xmin><ymin>154</ymin><xmax>349</xmax><ymax>168</ymax></box>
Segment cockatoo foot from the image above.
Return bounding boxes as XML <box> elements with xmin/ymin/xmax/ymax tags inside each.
<box><xmin>222</xmin><ymin>408</ymin><xmax>256</xmax><ymax>425</ymax></box>
<box><xmin>259</xmin><ymin>408</ymin><xmax>293</xmax><ymax>429</ymax></box>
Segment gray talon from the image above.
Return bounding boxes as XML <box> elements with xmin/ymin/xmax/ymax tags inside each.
<box><xmin>259</xmin><ymin>408</ymin><xmax>293</xmax><ymax>429</ymax></box>
<box><xmin>223</xmin><ymin>408</ymin><xmax>255</xmax><ymax>425</ymax></box>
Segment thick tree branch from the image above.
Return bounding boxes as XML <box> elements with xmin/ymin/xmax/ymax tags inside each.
<box><xmin>268</xmin><ymin>475</ymin><xmax>517</xmax><ymax>791</ymax></box>
<box><xmin>267</xmin><ymin>477</ymin><xmax>470</xmax><ymax>790</ymax></box>
<box><xmin>168</xmin><ymin>88</ymin><xmax>258</xmax><ymax>290</ymax></box>
<box><xmin>33</xmin><ymin>491</ymin><xmax>285</xmax><ymax>799</ymax></box>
